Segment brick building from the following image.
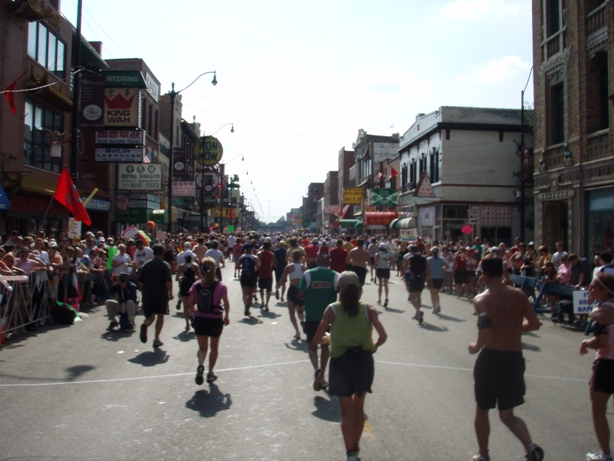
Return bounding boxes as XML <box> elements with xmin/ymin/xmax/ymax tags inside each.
<box><xmin>532</xmin><ymin>0</ymin><xmax>614</xmax><ymax>256</ymax></box>
<box><xmin>0</xmin><ymin>0</ymin><xmax>108</xmax><ymax>235</ymax></box>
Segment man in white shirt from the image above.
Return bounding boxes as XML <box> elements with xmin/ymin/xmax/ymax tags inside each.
<box><xmin>133</xmin><ymin>239</ymin><xmax>154</xmax><ymax>272</ymax></box>
<box><xmin>205</xmin><ymin>240</ymin><xmax>226</xmax><ymax>280</ymax></box>
<box><xmin>177</xmin><ymin>241</ymin><xmax>197</xmax><ymax>267</ymax></box>
<box><xmin>112</xmin><ymin>244</ymin><xmax>133</xmax><ymax>276</ymax></box>
<box><xmin>551</xmin><ymin>241</ymin><xmax>568</xmax><ymax>270</ymax></box>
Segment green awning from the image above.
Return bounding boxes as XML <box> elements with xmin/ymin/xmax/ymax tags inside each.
<box><xmin>355</xmin><ymin>220</ymin><xmax>363</xmax><ymax>229</ymax></box>
<box><xmin>339</xmin><ymin>219</ymin><xmax>359</xmax><ymax>225</ymax></box>
<box><xmin>389</xmin><ymin>218</ymin><xmax>400</xmax><ymax>229</ymax></box>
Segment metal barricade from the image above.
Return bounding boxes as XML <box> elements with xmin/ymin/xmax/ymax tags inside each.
<box><xmin>0</xmin><ymin>273</ymin><xmax>53</xmax><ymax>341</ymax></box>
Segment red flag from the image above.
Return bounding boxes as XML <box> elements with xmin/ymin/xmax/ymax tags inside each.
<box><xmin>3</xmin><ymin>70</ymin><xmax>28</xmax><ymax>115</ymax></box>
<box><xmin>53</xmin><ymin>168</ymin><xmax>92</xmax><ymax>226</ymax></box>
<box><xmin>390</xmin><ymin>167</ymin><xmax>399</xmax><ymax>179</ymax></box>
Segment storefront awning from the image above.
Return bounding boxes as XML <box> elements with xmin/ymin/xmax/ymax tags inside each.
<box><xmin>364</xmin><ymin>212</ymin><xmax>398</xmax><ymax>226</ymax></box>
<box><xmin>339</xmin><ymin>219</ymin><xmax>360</xmax><ymax>225</ymax></box>
<box><xmin>20</xmin><ymin>175</ymin><xmax>57</xmax><ymax>196</ymax></box>
<box><xmin>397</xmin><ymin>217</ymin><xmax>416</xmax><ymax>229</ymax></box>
<box><xmin>388</xmin><ymin>218</ymin><xmax>399</xmax><ymax>229</ymax></box>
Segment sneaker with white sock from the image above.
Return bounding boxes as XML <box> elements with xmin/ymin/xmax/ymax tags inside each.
<box><xmin>587</xmin><ymin>452</ymin><xmax>613</xmax><ymax>461</ymax></box>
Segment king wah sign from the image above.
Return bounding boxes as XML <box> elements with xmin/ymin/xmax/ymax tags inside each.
<box><xmin>118</xmin><ymin>164</ymin><xmax>162</xmax><ymax>191</ymax></box>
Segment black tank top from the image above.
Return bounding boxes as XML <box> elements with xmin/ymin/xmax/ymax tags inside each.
<box><xmin>180</xmin><ymin>266</ymin><xmax>196</xmax><ymax>291</ymax></box>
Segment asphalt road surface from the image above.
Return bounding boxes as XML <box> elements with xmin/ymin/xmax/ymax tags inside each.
<box><xmin>0</xmin><ymin>264</ymin><xmax>606</xmax><ymax>460</ymax></box>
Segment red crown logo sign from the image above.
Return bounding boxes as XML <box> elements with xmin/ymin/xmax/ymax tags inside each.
<box><xmin>105</xmin><ymin>93</ymin><xmax>136</xmax><ymax>110</ymax></box>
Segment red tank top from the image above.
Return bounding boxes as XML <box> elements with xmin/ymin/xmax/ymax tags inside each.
<box><xmin>259</xmin><ymin>250</ymin><xmax>274</xmax><ymax>278</ymax></box>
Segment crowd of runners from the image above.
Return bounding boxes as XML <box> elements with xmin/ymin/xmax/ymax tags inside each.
<box><xmin>5</xmin><ymin>228</ymin><xmax>614</xmax><ymax>461</ymax></box>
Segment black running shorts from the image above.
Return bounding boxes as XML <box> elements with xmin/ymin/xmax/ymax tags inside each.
<box><xmin>590</xmin><ymin>359</ymin><xmax>614</xmax><ymax>395</ymax></box>
<box><xmin>329</xmin><ymin>347</ymin><xmax>374</xmax><ymax>397</ymax></box>
<box><xmin>193</xmin><ymin>316</ymin><xmax>224</xmax><ymax>338</ymax></box>
<box><xmin>474</xmin><ymin>348</ymin><xmax>525</xmax><ymax>410</ymax></box>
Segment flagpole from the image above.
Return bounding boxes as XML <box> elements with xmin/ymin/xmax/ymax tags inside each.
<box><xmin>67</xmin><ymin>188</ymin><xmax>98</xmax><ymax>231</ymax></box>
<box><xmin>41</xmin><ymin>196</ymin><xmax>55</xmax><ymax>233</ymax></box>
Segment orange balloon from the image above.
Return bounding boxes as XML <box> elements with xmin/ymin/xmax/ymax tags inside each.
<box><xmin>146</xmin><ymin>221</ymin><xmax>155</xmax><ymax>228</ymax></box>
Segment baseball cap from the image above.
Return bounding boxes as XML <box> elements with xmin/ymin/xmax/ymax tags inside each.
<box><xmin>379</xmin><ymin>242</ymin><xmax>386</xmax><ymax>249</ymax></box>
<box><xmin>48</xmin><ymin>241</ymin><xmax>58</xmax><ymax>248</ymax></box>
<box><xmin>337</xmin><ymin>271</ymin><xmax>361</xmax><ymax>289</ymax></box>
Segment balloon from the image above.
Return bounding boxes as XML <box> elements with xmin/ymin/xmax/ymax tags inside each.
<box><xmin>146</xmin><ymin>221</ymin><xmax>155</xmax><ymax>228</ymax></box>
<box><xmin>461</xmin><ymin>225</ymin><xmax>473</xmax><ymax>235</ymax></box>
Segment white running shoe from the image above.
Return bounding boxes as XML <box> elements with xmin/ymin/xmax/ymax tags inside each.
<box><xmin>587</xmin><ymin>452</ymin><xmax>613</xmax><ymax>461</ymax></box>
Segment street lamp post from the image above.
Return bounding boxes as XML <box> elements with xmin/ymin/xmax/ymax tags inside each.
<box><xmin>167</xmin><ymin>71</ymin><xmax>217</xmax><ymax>232</ymax></box>
<box><xmin>216</xmin><ymin>150</ymin><xmax>243</xmax><ymax>234</ymax></box>
<box><xmin>519</xmin><ymin>67</ymin><xmax>533</xmax><ymax>242</ymax></box>
<box><xmin>198</xmin><ymin>123</ymin><xmax>234</xmax><ymax>233</ymax></box>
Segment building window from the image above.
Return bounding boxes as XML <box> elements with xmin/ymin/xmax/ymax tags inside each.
<box><xmin>549</xmin><ymin>82</ymin><xmax>565</xmax><ymax>144</ymax></box>
<box><xmin>401</xmin><ymin>163</ymin><xmax>408</xmax><ymax>189</ymax></box>
<box><xmin>410</xmin><ymin>160</ymin><xmax>417</xmax><ymax>187</ymax></box>
<box><xmin>419</xmin><ymin>154</ymin><xmax>427</xmax><ymax>173</ymax></box>
<box><xmin>27</xmin><ymin>22</ymin><xmax>65</xmax><ymax>78</ymax></box>
<box><xmin>586</xmin><ymin>52</ymin><xmax>609</xmax><ymax>133</ymax></box>
<box><xmin>429</xmin><ymin>150</ymin><xmax>440</xmax><ymax>183</ymax></box>
<box><xmin>154</xmin><ymin>109</ymin><xmax>159</xmax><ymax>140</ymax></box>
<box><xmin>546</xmin><ymin>0</ymin><xmax>562</xmax><ymax>37</ymax></box>
<box><xmin>24</xmin><ymin>98</ymin><xmax>62</xmax><ymax>173</ymax></box>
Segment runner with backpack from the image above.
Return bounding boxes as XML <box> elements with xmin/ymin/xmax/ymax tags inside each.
<box><xmin>236</xmin><ymin>244</ymin><xmax>260</xmax><ymax>316</ymax></box>
<box><xmin>188</xmin><ymin>256</ymin><xmax>230</xmax><ymax>385</ymax></box>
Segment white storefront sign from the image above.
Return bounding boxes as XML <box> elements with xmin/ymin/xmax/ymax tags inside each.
<box><xmin>95</xmin><ymin>147</ymin><xmax>144</xmax><ymax>162</ymax></box>
<box><xmin>118</xmin><ymin>164</ymin><xmax>162</xmax><ymax>191</ymax></box>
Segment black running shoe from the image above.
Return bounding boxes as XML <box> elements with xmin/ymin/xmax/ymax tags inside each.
<box><xmin>195</xmin><ymin>365</ymin><xmax>204</xmax><ymax>385</ymax></box>
<box><xmin>140</xmin><ymin>324</ymin><xmax>147</xmax><ymax>343</ymax></box>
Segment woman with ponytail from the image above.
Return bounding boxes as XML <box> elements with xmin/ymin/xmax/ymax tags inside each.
<box><xmin>310</xmin><ymin>271</ymin><xmax>387</xmax><ymax>461</ymax></box>
<box><xmin>188</xmin><ymin>256</ymin><xmax>230</xmax><ymax>385</ymax></box>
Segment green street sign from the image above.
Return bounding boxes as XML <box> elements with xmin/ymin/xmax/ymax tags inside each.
<box><xmin>368</xmin><ymin>189</ymin><xmax>399</xmax><ymax>207</ymax></box>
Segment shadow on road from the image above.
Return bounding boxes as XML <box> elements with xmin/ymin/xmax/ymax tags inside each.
<box><xmin>65</xmin><ymin>364</ymin><xmax>95</xmax><ymax>381</ymax></box>
<box><xmin>382</xmin><ymin>307</ymin><xmax>405</xmax><ymax>314</ymax></box>
<box><xmin>172</xmin><ymin>330</ymin><xmax>195</xmax><ymax>343</ymax></box>
<box><xmin>419</xmin><ymin>323</ymin><xmax>449</xmax><ymax>333</ymax></box>
<box><xmin>186</xmin><ymin>384</ymin><xmax>232</xmax><ymax>417</ymax></box>
<box><xmin>435</xmin><ymin>313</ymin><xmax>466</xmax><ymax>323</ymax></box>
<box><xmin>258</xmin><ymin>311</ymin><xmax>282</xmax><ymax>319</ymax></box>
<box><xmin>311</xmin><ymin>395</ymin><xmax>340</xmax><ymax>422</ymax></box>
<box><xmin>239</xmin><ymin>316</ymin><xmax>263</xmax><ymax>325</ymax></box>
<box><xmin>522</xmin><ymin>342</ymin><xmax>541</xmax><ymax>352</ymax></box>
<box><xmin>284</xmin><ymin>339</ymin><xmax>308</xmax><ymax>352</ymax></box>
<box><xmin>100</xmin><ymin>330</ymin><xmax>135</xmax><ymax>342</ymax></box>
<box><xmin>128</xmin><ymin>348</ymin><xmax>170</xmax><ymax>367</ymax></box>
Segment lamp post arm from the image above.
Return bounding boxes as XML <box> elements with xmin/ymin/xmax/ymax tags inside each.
<box><xmin>177</xmin><ymin>71</ymin><xmax>217</xmax><ymax>94</ymax></box>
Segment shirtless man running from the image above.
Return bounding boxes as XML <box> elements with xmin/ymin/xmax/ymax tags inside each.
<box><xmin>346</xmin><ymin>239</ymin><xmax>370</xmax><ymax>286</ymax></box>
<box><xmin>468</xmin><ymin>255</ymin><xmax>544</xmax><ymax>461</ymax></box>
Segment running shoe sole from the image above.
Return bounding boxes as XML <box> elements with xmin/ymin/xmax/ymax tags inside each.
<box><xmin>140</xmin><ymin>324</ymin><xmax>147</xmax><ymax>343</ymax></box>
<box><xmin>206</xmin><ymin>372</ymin><xmax>218</xmax><ymax>383</ymax></box>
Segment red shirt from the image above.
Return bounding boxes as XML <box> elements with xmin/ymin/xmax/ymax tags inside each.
<box><xmin>258</xmin><ymin>250</ymin><xmax>274</xmax><ymax>279</ymax></box>
<box><xmin>304</xmin><ymin>244</ymin><xmax>319</xmax><ymax>261</ymax></box>
<box><xmin>329</xmin><ymin>247</ymin><xmax>348</xmax><ymax>273</ymax></box>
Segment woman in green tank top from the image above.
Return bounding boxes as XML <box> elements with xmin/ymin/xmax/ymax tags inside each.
<box><xmin>310</xmin><ymin>271</ymin><xmax>387</xmax><ymax>461</ymax></box>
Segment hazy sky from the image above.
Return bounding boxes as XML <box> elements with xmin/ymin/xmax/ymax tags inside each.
<box><xmin>61</xmin><ymin>0</ymin><xmax>534</xmax><ymax>223</ymax></box>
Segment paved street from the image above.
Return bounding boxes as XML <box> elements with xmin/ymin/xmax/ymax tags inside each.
<box><xmin>0</xmin><ymin>264</ymin><xmax>605</xmax><ymax>461</ymax></box>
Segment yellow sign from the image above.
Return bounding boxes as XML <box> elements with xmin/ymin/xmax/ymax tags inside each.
<box><xmin>343</xmin><ymin>187</ymin><xmax>364</xmax><ymax>205</ymax></box>
<box><xmin>210</xmin><ymin>208</ymin><xmax>236</xmax><ymax>219</ymax></box>
<box><xmin>194</xmin><ymin>136</ymin><xmax>224</xmax><ymax>166</ymax></box>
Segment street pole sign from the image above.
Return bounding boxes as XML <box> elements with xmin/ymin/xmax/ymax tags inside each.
<box><xmin>194</xmin><ymin>136</ymin><xmax>224</xmax><ymax>166</ymax></box>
